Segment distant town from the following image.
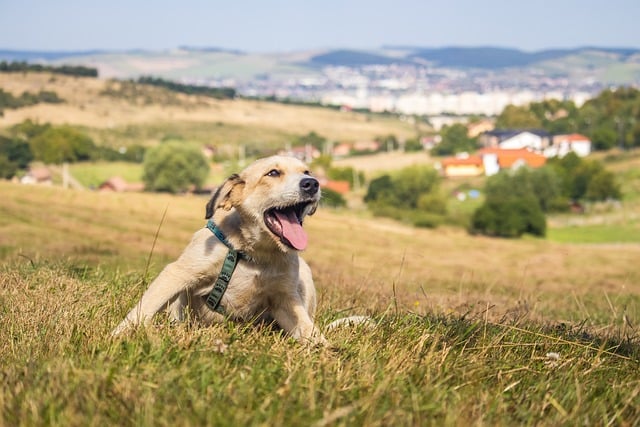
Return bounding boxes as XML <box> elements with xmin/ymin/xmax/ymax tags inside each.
<box><xmin>239</xmin><ymin>63</ymin><xmax>597</xmax><ymax>118</ymax></box>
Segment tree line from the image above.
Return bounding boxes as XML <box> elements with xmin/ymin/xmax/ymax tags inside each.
<box><xmin>495</xmin><ymin>87</ymin><xmax>640</xmax><ymax>150</ymax></box>
<box><xmin>0</xmin><ymin>120</ymin><xmax>146</xmax><ymax>179</ymax></box>
<box><xmin>136</xmin><ymin>76</ymin><xmax>236</xmax><ymax>100</ymax></box>
<box><xmin>0</xmin><ymin>88</ymin><xmax>63</xmax><ymax>116</ymax></box>
<box><xmin>0</xmin><ymin>61</ymin><xmax>98</xmax><ymax>77</ymax></box>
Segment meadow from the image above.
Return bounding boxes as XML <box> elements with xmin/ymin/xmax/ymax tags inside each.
<box><xmin>1</xmin><ymin>181</ymin><xmax>639</xmax><ymax>426</ymax></box>
<box><xmin>2</xmin><ymin>71</ymin><xmax>640</xmax><ymax>425</ymax></box>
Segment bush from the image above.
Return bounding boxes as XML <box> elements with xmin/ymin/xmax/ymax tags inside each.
<box><xmin>0</xmin><ymin>154</ymin><xmax>17</xmax><ymax>179</ymax></box>
<box><xmin>142</xmin><ymin>142</ymin><xmax>210</xmax><ymax>193</ymax></box>
<box><xmin>548</xmin><ymin>153</ymin><xmax>621</xmax><ymax>202</ymax></box>
<box><xmin>470</xmin><ymin>195</ymin><xmax>546</xmax><ymax>238</ymax></box>
<box><xmin>0</xmin><ymin>135</ymin><xmax>33</xmax><ymax>171</ymax></box>
<box><xmin>364</xmin><ymin>165</ymin><xmax>446</xmax><ymax>227</ymax></box>
<box><xmin>470</xmin><ymin>170</ymin><xmax>547</xmax><ymax>238</ymax></box>
<box><xmin>320</xmin><ymin>187</ymin><xmax>347</xmax><ymax>208</ymax></box>
<box><xmin>327</xmin><ymin>166</ymin><xmax>364</xmax><ymax>188</ymax></box>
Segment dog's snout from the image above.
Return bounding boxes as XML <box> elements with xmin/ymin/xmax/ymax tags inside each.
<box><xmin>300</xmin><ymin>177</ymin><xmax>319</xmax><ymax>196</ymax></box>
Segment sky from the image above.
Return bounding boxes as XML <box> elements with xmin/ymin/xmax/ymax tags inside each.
<box><xmin>1</xmin><ymin>0</ymin><xmax>639</xmax><ymax>53</ymax></box>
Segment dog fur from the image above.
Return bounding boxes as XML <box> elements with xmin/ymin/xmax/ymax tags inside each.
<box><xmin>112</xmin><ymin>155</ymin><xmax>328</xmax><ymax>345</ymax></box>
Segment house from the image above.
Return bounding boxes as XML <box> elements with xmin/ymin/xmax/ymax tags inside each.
<box><xmin>479</xmin><ymin>148</ymin><xmax>546</xmax><ymax>176</ymax></box>
<box><xmin>98</xmin><ymin>176</ymin><xmax>145</xmax><ymax>192</ymax></box>
<box><xmin>439</xmin><ymin>153</ymin><xmax>484</xmax><ymax>177</ymax></box>
<box><xmin>420</xmin><ymin>135</ymin><xmax>442</xmax><ymax>150</ymax></box>
<box><xmin>479</xmin><ymin>129</ymin><xmax>552</xmax><ymax>153</ymax></box>
<box><xmin>439</xmin><ymin>148</ymin><xmax>547</xmax><ymax>178</ymax></box>
<box><xmin>331</xmin><ymin>143</ymin><xmax>352</xmax><ymax>157</ymax></box>
<box><xmin>277</xmin><ymin>145</ymin><xmax>321</xmax><ymax>163</ymax></box>
<box><xmin>352</xmin><ymin>140</ymin><xmax>381</xmax><ymax>153</ymax></box>
<box><xmin>545</xmin><ymin>133</ymin><xmax>592</xmax><ymax>158</ymax></box>
<box><xmin>20</xmin><ymin>167</ymin><xmax>52</xmax><ymax>185</ymax></box>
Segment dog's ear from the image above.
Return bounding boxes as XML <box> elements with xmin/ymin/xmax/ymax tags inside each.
<box><xmin>205</xmin><ymin>174</ymin><xmax>245</xmax><ymax>218</ymax></box>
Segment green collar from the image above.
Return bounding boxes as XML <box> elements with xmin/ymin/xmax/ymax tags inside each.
<box><xmin>204</xmin><ymin>219</ymin><xmax>241</xmax><ymax>314</ymax></box>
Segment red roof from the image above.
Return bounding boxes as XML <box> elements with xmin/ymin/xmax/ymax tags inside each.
<box><xmin>441</xmin><ymin>155</ymin><xmax>483</xmax><ymax>166</ymax></box>
<box><xmin>559</xmin><ymin>133</ymin><xmax>590</xmax><ymax>142</ymax></box>
<box><xmin>479</xmin><ymin>148</ymin><xmax>546</xmax><ymax>168</ymax></box>
<box><xmin>322</xmin><ymin>180</ymin><xmax>350</xmax><ymax>194</ymax></box>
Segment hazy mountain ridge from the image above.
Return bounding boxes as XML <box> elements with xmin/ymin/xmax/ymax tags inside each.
<box><xmin>2</xmin><ymin>46</ymin><xmax>639</xmax><ymax>73</ymax></box>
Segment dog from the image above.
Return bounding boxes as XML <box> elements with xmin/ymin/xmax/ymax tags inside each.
<box><xmin>112</xmin><ymin>155</ymin><xmax>328</xmax><ymax>345</ymax></box>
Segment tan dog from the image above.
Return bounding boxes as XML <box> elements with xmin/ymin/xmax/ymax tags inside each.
<box><xmin>112</xmin><ymin>155</ymin><xmax>327</xmax><ymax>345</ymax></box>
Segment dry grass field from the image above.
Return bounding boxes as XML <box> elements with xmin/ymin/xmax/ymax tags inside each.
<box><xmin>1</xmin><ymin>181</ymin><xmax>639</xmax><ymax>425</ymax></box>
<box><xmin>2</xmin><ymin>72</ymin><xmax>640</xmax><ymax>425</ymax></box>
<box><xmin>2</xmin><ymin>181</ymin><xmax>639</xmax><ymax>325</ymax></box>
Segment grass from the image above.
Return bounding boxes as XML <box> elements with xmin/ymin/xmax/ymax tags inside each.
<box><xmin>2</xmin><ymin>71</ymin><xmax>640</xmax><ymax>424</ymax></box>
<box><xmin>547</xmin><ymin>221</ymin><xmax>640</xmax><ymax>244</ymax></box>
<box><xmin>1</xmin><ymin>181</ymin><xmax>640</xmax><ymax>425</ymax></box>
<box><xmin>69</xmin><ymin>161</ymin><xmax>144</xmax><ymax>188</ymax></box>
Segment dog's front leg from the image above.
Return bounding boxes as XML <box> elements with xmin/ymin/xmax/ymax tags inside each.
<box><xmin>272</xmin><ymin>302</ymin><xmax>327</xmax><ymax>346</ymax></box>
<box><xmin>112</xmin><ymin>263</ymin><xmax>203</xmax><ymax>336</ymax></box>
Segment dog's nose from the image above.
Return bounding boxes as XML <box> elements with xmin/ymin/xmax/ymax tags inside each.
<box><xmin>300</xmin><ymin>177</ymin><xmax>319</xmax><ymax>196</ymax></box>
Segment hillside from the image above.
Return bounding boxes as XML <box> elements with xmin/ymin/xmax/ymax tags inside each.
<box><xmin>0</xmin><ymin>72</ymin><xmax>423</xmax><ymax>148</ymax></box>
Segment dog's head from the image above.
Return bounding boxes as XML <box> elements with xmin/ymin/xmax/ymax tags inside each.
<box><xmin>206</xmin><ymin>156</ymin><xmax>320</xmax><ymax>252</ymax></box>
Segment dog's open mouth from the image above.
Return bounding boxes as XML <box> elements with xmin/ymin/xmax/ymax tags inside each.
<box><xmin>264</xmin><ymin>202</ymin><xmax>312</xmax><ymax>250</ymax></box>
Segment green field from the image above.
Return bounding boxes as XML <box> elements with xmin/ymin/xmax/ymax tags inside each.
<box><xmin>548</xmin><ymin>221</ymin><xmax>640</xmax><ymax>244</ymax></box>
<box><xmin>1</xmin><ymin>181</ymin><xmax>639</xmax><ymax>425</ymax></box>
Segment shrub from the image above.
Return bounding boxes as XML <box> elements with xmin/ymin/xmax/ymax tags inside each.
<box><xmin>0</xmin><ymin>154</ymin><xmax>17</xmax><ymax>179</ymax></box>
<box><xmin>0</xmin><ymin>135</ymin><xmax>33</xmax><ymax>171</ymax></box>
<box><xmin>364</xmin><ymin>165</ymin><xmax>446</xmax><ymax>227</ymax></box>
<box><xmin>470</xmin><ymin>195</ymin><xmax>546</xmax><ymax>238</ymax></box>
<box><xmin>142</xmin><ymin>142</ymin><xmax>210</xmax><ymax>193</ymax></box>
<box><xmin>320</xmin><ymin>187</ymin><xmax>347</xmax><ymax>208</ymax></box>
<box><xmin>548</xmin><ymin>153</ymin><xmax>621</xmax><ymax>202</ymax></box>
<box><xmin>470</xmin><ymin>170</ymin><xmax>547</xmax><ymax>238</ymax></box>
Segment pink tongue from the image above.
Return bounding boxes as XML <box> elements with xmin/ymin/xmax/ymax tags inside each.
<box><xmin>274</xmin><ymin>210</ymin><xmax>308</xmax><ymax>250</ymax></box>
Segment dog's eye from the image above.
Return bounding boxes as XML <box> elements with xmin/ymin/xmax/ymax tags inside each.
<box><xmin>303</xmin><ymin>170</ymin><xmax>311</xmax><ymax>176</ymax></box>
<box><xmin>266</xmin><ymin>169</ymin><xmax>281</xmax><ymax>177</ymax></box>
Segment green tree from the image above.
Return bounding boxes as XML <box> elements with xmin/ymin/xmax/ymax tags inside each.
<box><xmin>432</xmin><ymin>123</ymin><xmax>477</xmax><ymax>156</ymax></box>
<box><xmin>548</xmin><ymin>153</ymin><xmax>621</xmax><ymax>202</ymax></box>
<box><xmin>143</xmin><ymin>142</ymin><xmax>210</xmax><ymax>193</ymax></box>
<box><xmin>364</xmin><ymin>174</ymin><xmax>394</xmax><ymax>205</ymax></box>
<box><xmin>404</xmin><ymin>137</ymin><xmax>424</xmax><ymax>152</ymax></box>
<box><xmin>364</xmin><ymin>166</ymin><xmax>446</xmax><ymax>227</ymax></box>
<box><xmin>495</xmin><ymin>104</ymin><xmax>542</xmax><ymax>129</ymax></box>
<box><xmin>10</xmin><ymin>119</ymin><xmax>50</xmax><ymax>140</ymax></box>
<box><xmin>29</xmin><ymin>125</ymin><xmax>95</xmax><ymax>164</ymax></box>
<box><xmin>470</xmin><ymin>170</ymin><xmax>547</xmax><ymax>238</ymax></box>
<box><xmin>294</xmin><ymin>131</ymin><xmax>326</xmax><ymax>151</ymax></box>
<box><xmin>590</xmin><ymin>126</ymin><xmax>617</xmax><ymax>150</ymax></box>
<box><xmin>471</xmin><ymin>195</ymin><xmax>546</xmax><ymax>238</ymax></box>
<box><xmin>0</xmin><ymin>154</ymin><xmax>17</xmax><ymax>179</ymax></box>
<box><xmin>0</xmin><ymin>135</ymin><xmax>33</xmax><ymax>170</ymax></box>
<box><xmin>391</xmin><ymin>166</ymin><xmax>441</xmax><ymax>209</ymax></box>
<box><xmin>327</xmin><ymin>166</ymin><xmax>364</xmax><ymax>188</ymax></box>
<box><xmin>320</xmin><ymin>188</ymin><xmax>347</xmax><ymax>208</ymax></box>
